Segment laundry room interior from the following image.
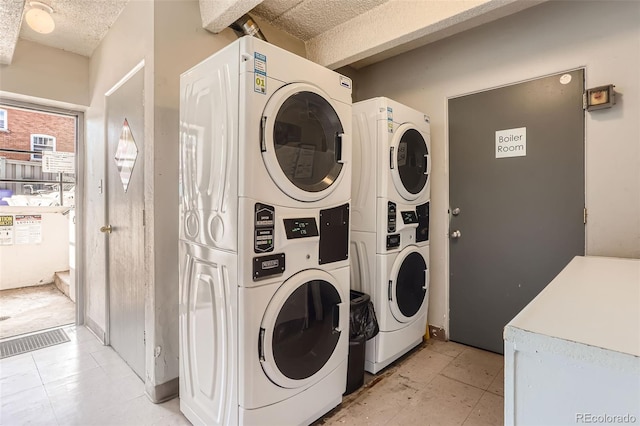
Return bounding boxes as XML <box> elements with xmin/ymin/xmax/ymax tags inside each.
<box><xmin>0</xmin><ymin>1</ymin><xmax>638</xmax><ymax>425</ymax></box>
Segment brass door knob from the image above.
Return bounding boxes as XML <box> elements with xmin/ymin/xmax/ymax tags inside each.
<box><xmin>100</xmin><ymin>225</ymin><xmax>112</xmax><ymax>234</ymax></box>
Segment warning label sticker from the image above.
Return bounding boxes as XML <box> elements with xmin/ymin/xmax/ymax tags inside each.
<box><xmin>254</xmin><ymin>52</ymin><xmax>267</xmax><ymax>94</ymax></box>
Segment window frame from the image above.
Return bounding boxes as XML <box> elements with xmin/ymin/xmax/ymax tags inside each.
<box><xmin>30</xmin><ymin>133</ymin><xmax>56</xmax><ymax>161</ymax></box>
<box><xmin>0</xmin><ymin>108</ymin><xmax>7</xmax><ymax>131</ymax></box>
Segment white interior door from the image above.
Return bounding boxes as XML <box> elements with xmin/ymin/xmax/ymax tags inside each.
<box><xmin>105</xmin><ymin>66</ymin><xmax>145</xmax><ymax>378</ymax></box>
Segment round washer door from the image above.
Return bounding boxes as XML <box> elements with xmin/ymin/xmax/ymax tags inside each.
<box><xmin>390</xmin><ymin>124</ymin><xmax>430</xmax><ymax>201</ymax></box>
<box><xmin>259</xmin><ymin>269</ymin><xmax>345</xmax><ymax>389</ymax></box>
<box><xmin>262</xmin><ymin>83</ymin><xmax>347</xmax><ymax>202</ymax></box>
<box><xmin>389</xmin><ymin>246</ymin><xmax>428</xmax><ymax>323</ymax></box>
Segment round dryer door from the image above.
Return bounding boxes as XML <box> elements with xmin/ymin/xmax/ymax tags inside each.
<box><xmin>390</xmin><ymin>124</ymin><xmax>430</xmax><ymax>201</ymax></box>
<box><xmin>259</xmin><ymin>269</ymin><xmax>346</xmax><ymax>389</ymax></box>
<box><xmin>389</xmin><ymin>246</ymin><xmax>428</xmax><ymax>323</ymax></box>
<box><xmin>262</xmin><ymin>83</ymin><xmax>346</xmax><ymax>202</ymax></box>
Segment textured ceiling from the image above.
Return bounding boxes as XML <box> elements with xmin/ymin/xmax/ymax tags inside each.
<box><xmin>1</xmin><ymin>0</ymin><xmax>545</xmax><ymax>72</ymax></box>
<box><xmin>252</xmin><ymin>0</ymin><xmax>389</xmax><ymax>40</ymax></box>
<box><xmin>0</xmin><ymin>0</ymin><xmax>128</xmax><ymax>64</ymax></box>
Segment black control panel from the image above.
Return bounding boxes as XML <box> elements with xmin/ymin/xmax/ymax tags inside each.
<box><xmin>319</xmin><ymin>203</ymin><xmax>349</xmax><ymax>265</ymax></box>
<box><xmin>283</xmin><ymin>218</ymin><xmax>319</xmax><ymax>239</ymax></box>
<box><xmin>253</xmin><ymin>253</ymin><xmax>285</xmax><ymax>281</ymax></box>
<box><xmin>387</xmin><ymin>201</ymin><xmax>396</xmax><ymax>233</ymax></box>
<box><xmin>400</xmin><ymin>210</ymin><xmax>418</xmax><ymax>224</ymax></box>
<box><xmin>416</xmin><ymin>201</ymin><xmax>430</xmax><ymax>243</ymax></box>
<box><xmin>386</xmin><ymin>234</ymin><xmax>400</xmax><ymax>250</ymax></box>
<box><xmin>254</xmin><ymin>203</ymin><xmax>274</xmax><ymax>253</ymax></box>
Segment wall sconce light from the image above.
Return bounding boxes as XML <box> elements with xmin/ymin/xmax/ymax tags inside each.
<box><xmin>25</xmin><ymin>1</ymin><xmax>55</xmax><ymax>34</ymax></box>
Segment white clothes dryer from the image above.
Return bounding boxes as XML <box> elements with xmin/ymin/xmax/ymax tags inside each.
<box><xmin>180</xmin><ymin>36</ymin><xmax>351</xmax><ymax>254</ymax></box>
<box><xmin>350</xmin><ymin>97</ymin><xmax>430</xmax><ymax>373</ymax></box>
<box><xmin>179</xmin><ymin>36</ymin><xmax>352</xmax><ymax>426</ymax></box>
<box><xmin>351</xmin><ymin>97</ymin><xmax>430</xmax><ymax>235</ymax></box>
<box><xmin>350</xmin><ymin>231</ymin><xmax>429</xmax><ymax>373</ymax></box>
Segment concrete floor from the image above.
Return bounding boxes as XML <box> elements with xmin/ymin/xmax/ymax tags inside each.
<box><xmin>0</xmin><ymin>284</ymin><xmax>75</xmax><ymax>340</ymax></box>
<box><xmin>316</xmin><ymin>339</ymin><xmax>504</xmax><ymax>425</ymax></box>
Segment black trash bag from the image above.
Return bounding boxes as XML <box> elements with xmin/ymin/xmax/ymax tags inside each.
<box><xmin>349</xmin><ymin>290</ymin><xmax>380</xmax><ymax>340</ymax></box>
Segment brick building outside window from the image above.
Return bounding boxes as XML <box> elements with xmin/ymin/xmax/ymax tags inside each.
<box><xmin>0</xmin><ymin>106</ymin><xmax>75</xmax><ymax>161</ymax></box>
<box><xmin>0</xmin><ymin>106</ymin><xmax>76</xmax><ymax>202</ymax></box>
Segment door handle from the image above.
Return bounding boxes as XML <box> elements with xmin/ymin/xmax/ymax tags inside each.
<box><xmin>100</xmin><ymin>225</ymin><xmax>112</xmax><ymax>234</ymax></box>
<box><xmin>450</xmin><ymin>230</ymin><xmax>461</xmax><ymax>239</ymax></box>
<box><xmin>452</xmin><ymin>207</ymin><xmax>461</xmax><ymax>216</ymax></box>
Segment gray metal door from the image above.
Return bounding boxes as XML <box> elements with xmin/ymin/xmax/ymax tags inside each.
<box><xmin>448</xmin><ymin>70</ymin><xmax>585</xmax><ymax>354</ymax></box>
<box><xmin>105</xmin><ymin>67</ymin><xmax>145</xmax><ymax>378</ymax></box>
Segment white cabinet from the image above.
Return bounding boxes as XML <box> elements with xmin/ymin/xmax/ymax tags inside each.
<box><xmin>504</xmin><ymin>256</ymin><xmax>640</xmax><ymax>425</ymax></box>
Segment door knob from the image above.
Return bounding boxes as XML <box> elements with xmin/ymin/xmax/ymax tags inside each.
<box><xmin>100</xmin><ymin>225</ymin><xmax>112</xmax><ymax>234</ymax></box>
<box><xmin>452</xmin><ymin>207</ymin><xmax>461</xmax><ymax>216</ymax></box>
<box><xmin>450</xmin><ymin>230</ymin><xmax>461</xmax><ymax>239</ymax></box>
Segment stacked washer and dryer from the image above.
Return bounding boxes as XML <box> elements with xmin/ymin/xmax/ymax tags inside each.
<box><xmin>178</xmin><ymin>37</ymin><xmax>352</xmax><ymax>425</ymax></box>
<box><xmin>350</xmin><ymin>97</ymin><xmax>431</xmax><ymax>374</ymax></box>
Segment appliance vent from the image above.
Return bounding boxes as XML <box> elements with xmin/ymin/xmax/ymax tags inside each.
<box><xmin>0</xmin><ymin>328</ymin><xmax>70</xmax><ymax>359</ymax></box>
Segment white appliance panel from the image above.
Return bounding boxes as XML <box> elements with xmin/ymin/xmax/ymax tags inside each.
<box><xmin>180</xmin><ymin>43</ymin><xmax>239</xmax><ymax>252</ymax></box>
<box><xmin>237</xmin><ymin>197</ymin><xmax>350</xmax><ymax>289</ymax></box>
<box><xmin>179</xmin><ymin>243</ymin><xmax>238</xmax><ymax>426</ymax></box>
<box><xmin>365</xmin><ymin>312</ymin><xmax>427</xmax><ymax>374</ymax></box>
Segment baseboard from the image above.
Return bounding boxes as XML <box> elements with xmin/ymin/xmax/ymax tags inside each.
<box><xmin>146</xmin><ymin>377</ymin><xmax>179</xmax><ymax>403</ymax></box>
<box><xmin>84</xmin><ymin>316</ymin><xmax>105</xmax><ymax>344</ymax></box>
<box><xmin>429</xmin><ymin>325</ymin><xmax>446</xmax><ymax>341</ymax></box>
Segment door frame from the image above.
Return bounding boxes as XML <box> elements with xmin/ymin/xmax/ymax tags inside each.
<box><xmin>0</xmin><ymin>96</ymin><xmax>86</xmax><ymax>326</ymax></box>
<box><xmin>444</xmin><ymin>67</ymin><xmax>587</xmax><ymax>337</ymax></box>
<box><xmin>103</xmin><ymin>60</ymin><xmax>145</xmax><ymax>347</ymax></box>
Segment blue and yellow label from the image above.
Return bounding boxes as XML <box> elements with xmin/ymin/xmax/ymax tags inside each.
<box><xmin>254</xmin><ymin>52</ymin><xmax>267</xmax><ymax>94</ymax></box>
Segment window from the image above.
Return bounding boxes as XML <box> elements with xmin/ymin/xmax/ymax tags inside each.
<box><xmin>0</xmin><ymin>109</ymin><xmax>7</xmax><ymax>131</ymax></box>
<box><xmin>31</xmin><ymin>134</ymin><xmax>56</xmax><ymax>160</ymax></box>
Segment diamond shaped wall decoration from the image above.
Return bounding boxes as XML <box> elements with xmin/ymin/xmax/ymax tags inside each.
<box><xmin>114</xmin><ymin>119</ymin><xmax>138</xmax><ymax>192</ymax></box>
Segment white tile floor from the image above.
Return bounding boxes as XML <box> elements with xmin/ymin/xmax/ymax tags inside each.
<box><xmin>0</xmin><ymin>326</ymin><xmax>503</xmax><ymax>426</ymax></box>
<box><xmin>0</xmin><ymin>326</ymin><xmax>187</xmax><ymax>426</ymax></box>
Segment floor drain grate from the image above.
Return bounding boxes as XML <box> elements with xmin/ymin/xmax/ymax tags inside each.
<box><xmin>0</xmin><ymin>328</ymin><xmax>70</xmax><ymax>359</ymax></box>
<box><xmin>0</xmin><ymin>316</ymin><xmax>9</xmax><ymax>321</ymax></box>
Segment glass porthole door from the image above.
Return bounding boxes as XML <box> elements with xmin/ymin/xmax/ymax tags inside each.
<box><xmin>390</xmin><ymin>124</ymin><xmax>430</xmax><ymax>201</ymax></box>
<box><xmin>389</xmin><ymin>246</ymin><xmax>428</xmax><ymax>323</ymax></box>
<box><xmin>261</xmin><ymin>83</ymin><xmax>347</xmax><ymax>202</ymax></box>
<box><xmin>259</xmin><ymin>269</ymin><xmax>345</xmax><ymax>389</ymax></box>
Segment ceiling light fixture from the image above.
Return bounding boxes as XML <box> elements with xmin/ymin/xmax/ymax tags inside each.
<box><xmin>25</xmin><ymin>1</ymin><xmax>55</xmax><ymax>34</ymax></box>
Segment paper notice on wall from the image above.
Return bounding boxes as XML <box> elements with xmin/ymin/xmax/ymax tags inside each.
<box><xmin>0</xmin><ymin>215</ymin><xmax>14</xmax><ymax>245</ymax></box>
<box><xmin>42</xmin><ymin>151</ymin><xmax>75</xmax><ymax>173</ymax></box>
<box><xmin>14</xmin><ymin>215</ymin><xmax>42</xmax><ymax>245</ymax></box>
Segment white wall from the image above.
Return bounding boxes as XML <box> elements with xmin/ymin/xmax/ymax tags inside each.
<box><xmin>85</xmin><ymin>0</ymin><xmax>153</xmax><ymax>343</ymax></box>
<box><xmin>0</xmin><ymin>207</ymin><xmax>69</xmax><ymax>290</ymax></box>
<box><xmin>0</xmin><ymin>40</ymin><xmax>89</xmax><ymax>106</ymax></box>
<box><xmin>351</xmin><ymin>0</ymin><xmax>640</xmax><ymax>333</ymax></box>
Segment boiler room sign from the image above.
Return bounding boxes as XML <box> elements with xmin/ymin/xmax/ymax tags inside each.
<box><xmin>495</xmin><ymin>127</ymin><xmax>526</xmax><ymax>159</ymax></box>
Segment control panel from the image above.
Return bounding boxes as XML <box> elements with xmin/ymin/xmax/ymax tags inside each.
<box><xmin>254</xmin><ymin>203</ymin><xmax>274</xmax><ymax>253</ymax></box>
<box><xmin>400</xmin><ymin>210</ymin><xmax>418</xmax><ymax>224</ymax></box>
<box><xmin>386</xmin><ymin>234</ymin><xmax>400</xmax><ymax>250</ymax></box>
<box><xmin>387</xmin><ymin>201</ymin><xmax>396</xmax><ymax>233</ymax></box>
<box><xmin>283</xmin><ymin>218</ymin><xmax>319</xmax><ymax>239</ymax></box>
<box><xmin>416</xmin><ymin>201</ymin><xmax>430</xmax><ymax>243</ymax></box>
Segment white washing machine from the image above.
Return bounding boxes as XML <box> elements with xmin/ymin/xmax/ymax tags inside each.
<box><xmin>179</xmin><ymin>36</ymin><xmax>352</xmax><ymax>426</ymax></box>
<box><xmin>350</xmin><ymin>97</ymin><xmax>430</xmax><ymax>373</ymax></box>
